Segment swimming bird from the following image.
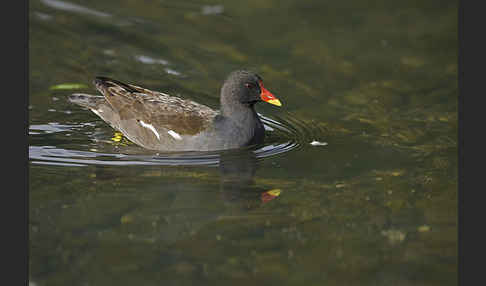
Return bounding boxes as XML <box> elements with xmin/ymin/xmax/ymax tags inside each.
<box><xmin>68</xmin><ymin>70</ymin><xmax>281</xmax><ymax>151</ymax></box>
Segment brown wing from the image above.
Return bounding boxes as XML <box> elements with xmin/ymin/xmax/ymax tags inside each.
<box><xmin>94</xmin><ymin>77</ymin><xmax>217</xmax><ymax>136</ymax></box>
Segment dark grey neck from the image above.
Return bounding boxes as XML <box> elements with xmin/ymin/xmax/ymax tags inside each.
<box><xmin>215</xmin><ymin>105</ymin><xmax>265</xmax><ymax>147</ymax></box>
<box><xmin>222</xmin><ymin>103</ymin><xmax>261</xmax><ymax>127</ymax></box>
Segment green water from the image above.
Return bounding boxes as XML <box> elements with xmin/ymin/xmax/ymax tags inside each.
<box><xmin>29</xmin><ymin>0</ymin><xmax>458</xmax><ymax>285</ymax></box>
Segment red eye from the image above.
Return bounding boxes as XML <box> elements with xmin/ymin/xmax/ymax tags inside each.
<box><xmin>245</xmin><ymin>82</ymin><xmax>256</xmax><ymax>89</ymax></box>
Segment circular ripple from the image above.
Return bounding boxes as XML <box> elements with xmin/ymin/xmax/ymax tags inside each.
<box><xmin>29</xmin><ymin>112</ymin><xmax>323</xmax><ymax>167</ymax></box>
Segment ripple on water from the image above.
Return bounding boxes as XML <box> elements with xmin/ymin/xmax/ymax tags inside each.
<box><xmin>29</xmin><ymin>113</ymin><xmax>326</xmax><ymax>167</ymax></box>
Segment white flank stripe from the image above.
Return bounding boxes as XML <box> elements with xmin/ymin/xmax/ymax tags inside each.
<box><xmin>91</xmin><ymin>109</ymin><xmax>102</xmax><ymax>117</ymax></box>
<box><xmin>139</xmin><ymin>120</ymin><xmax>160</xmax><ymax>140</ymax></box>
<box><xmin>168</xmin><ymin>130</ymin><xmax>182</xmax><ymax>140</ymax></box>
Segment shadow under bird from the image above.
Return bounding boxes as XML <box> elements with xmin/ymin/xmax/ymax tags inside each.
<box><xmin>69</xmin><ymin>70</ymin><xmax>282</xmax><ymax>152</ymax></box>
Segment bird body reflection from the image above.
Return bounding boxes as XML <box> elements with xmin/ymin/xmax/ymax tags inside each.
<box><xmin>218</xmin><ymin>149</ymin><xmax>281</xmax><ymax>207</ymax></box>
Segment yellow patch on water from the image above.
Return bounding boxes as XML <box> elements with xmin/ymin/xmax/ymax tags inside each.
<box><xmin>358</xmin><ymin>118</ymin><xmax>375</xmax><ymax>124</ymax></box>
<box><xmin>418</xmin><ymin>225</ymin><xmax>431</xmax><ymax>232</ymax></box>
<box><xmin>391</xmin><ymin>170</ymin><xmax>404</xmax><ymax>176</ymax></box>
<box><xmin>400</xmin><ymin>56</ymin><xmax>425</xmax><ymax>68</ymax></box>
<box><xmin>49</xmin><ymin>83</ymin><xmax>88</xmax><ymax>90</ymax></box>
<box><xmin>121</xmin><ymin>214</ymin><xmax>134</xmax><ymax>224</ymax></box>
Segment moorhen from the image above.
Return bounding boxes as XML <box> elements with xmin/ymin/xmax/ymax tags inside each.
<box><xmin>69</xmin><ymin>70</ymin><xmax>281</xmax><ymax>151</ymax></box>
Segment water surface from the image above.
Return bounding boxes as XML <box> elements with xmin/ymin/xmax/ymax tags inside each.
<box><xmin>29</xmin><ymin>0</ymin><xmax>458</xmax><ymax>285</ymax></box>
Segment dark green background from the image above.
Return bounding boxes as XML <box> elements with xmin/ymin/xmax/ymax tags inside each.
<box><xmin>29</xmin><ymin>0</ymin><xmax>457</xmax><ymax>285</ymax></box>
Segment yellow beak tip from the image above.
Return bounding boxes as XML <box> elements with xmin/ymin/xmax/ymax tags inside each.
<box><xmin>267</xmin><ymin>99</ymin><xmax>282</xmax><ymax>107</ymax></box>
<box><xmin>267</xmin><ymin>189</ymin><xmax>281</xmax><ymax>196</ymax></box>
